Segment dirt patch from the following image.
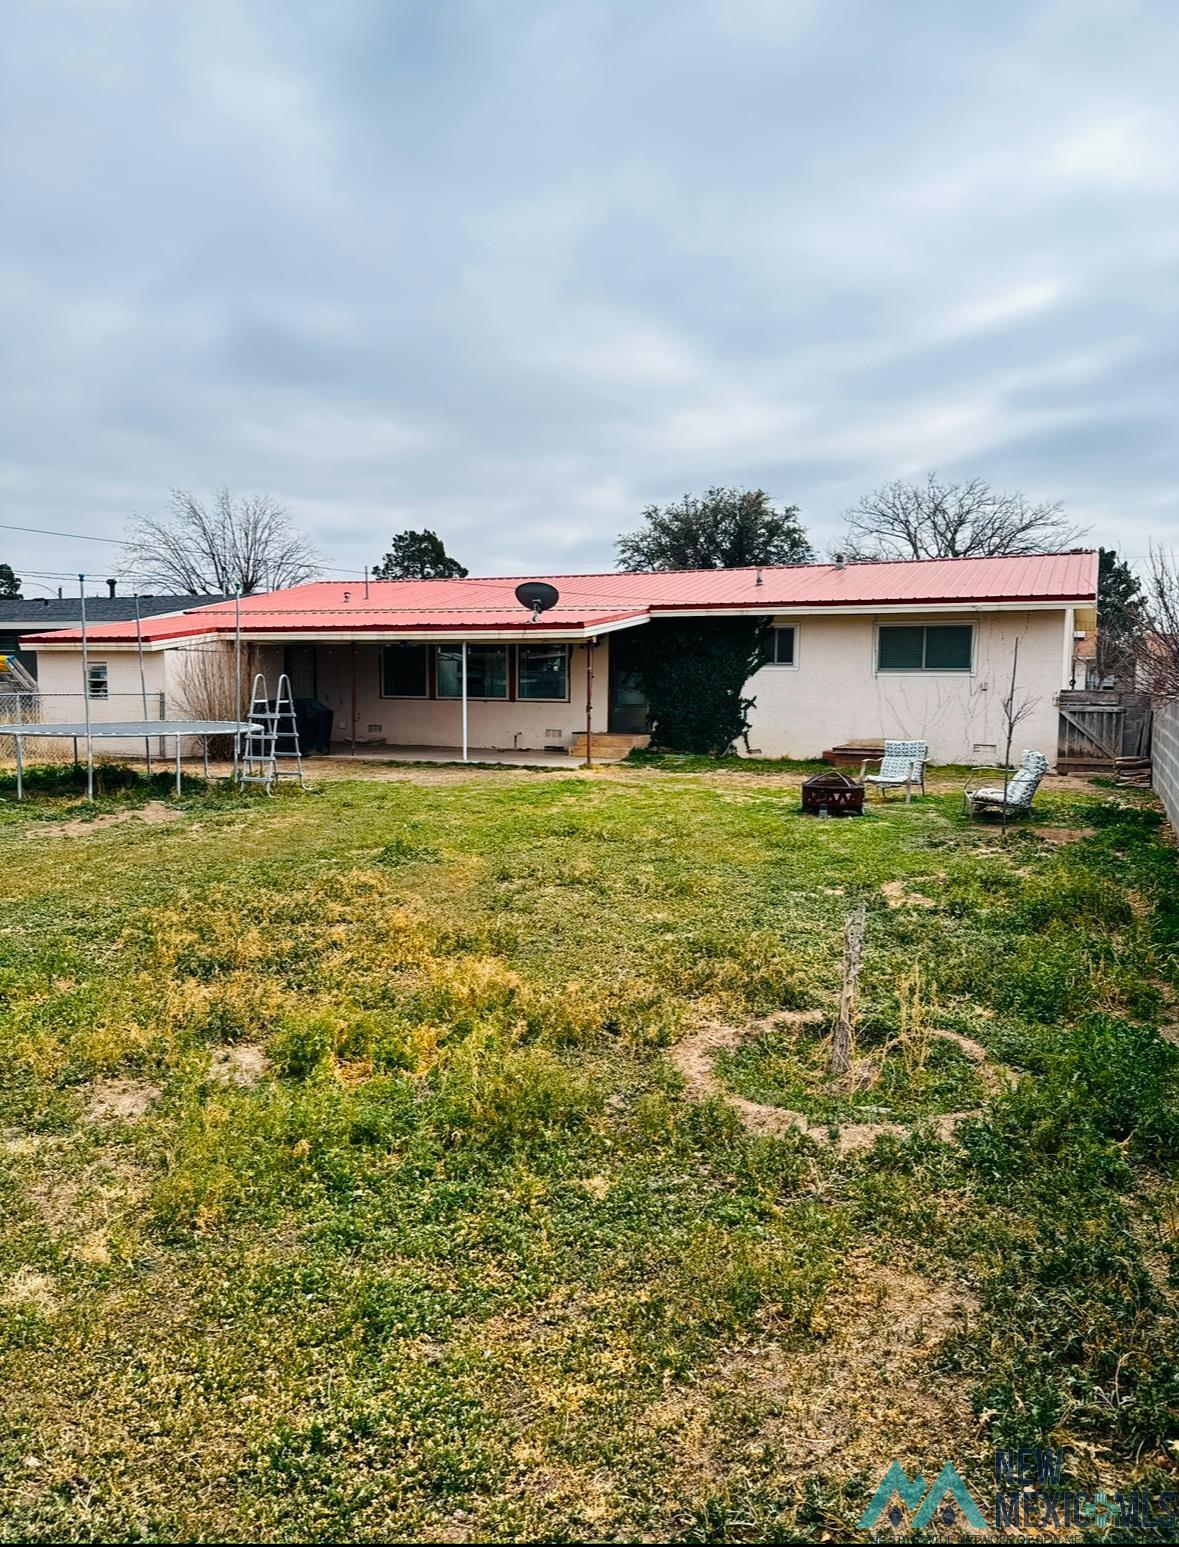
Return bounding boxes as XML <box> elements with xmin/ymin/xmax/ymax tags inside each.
<box><xmin>880</xmin><ymin>879</ymin><xmax>937</xmax><ymax>909</ymax></box>
<box><xmin>85</xmin><ymin>1078</ymin><xmax>161</xmax><ymax>1122</ymax></box>
<box><xmin>209</xmin><ymin>1043</ymin><xmax>269</xmax><ymax>1086</ymax></box>
<box><xmin>1160</xmin><ymin>1025</ymin><xmax>1179</xmax><ymax>1048</ymax></box>
<box><xmin>33</xmin><ymin>802</ymin><xmax>181</xmax><ymax>839</ymax></box>
<box><xmin>670</xmin><ymin>1018</ymin><xmax>1009</xmax><ymax>1152</ymax></box>
<box><xmin>1036</xmin><ymin>826</ymin><xmax>1096</xmax><ymax>845</ymax></box>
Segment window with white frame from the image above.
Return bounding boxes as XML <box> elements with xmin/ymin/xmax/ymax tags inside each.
<box><xmin>380</xmin><ymin>643</ymin><xmax>429</xmax><ymax>698</ymax></box>
<box><xmin>86</xmin><ymin>661</ymin><xmax>109</xmax><ymax>699</ymax></box>
<box><xmin>517</xmin><ymin>644</ymin><xmax>569</xmax><ymax>701</ymax></box>
<box><xmin>877</xmin><ymin>623</ymin><xmax>973</xmax><ymax>672</ymax></box>
<box><xmin>436</xmin><ymin>644</ymin><xmax>509</xmax><ymax>699</ymax></box>
<box><xmin>761</xmin><ymin>626</ymin><xmax>796</xmax><ymax>666</ymax></box>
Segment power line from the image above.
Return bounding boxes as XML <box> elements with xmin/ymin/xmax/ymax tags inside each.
<box><xmin>0</xmin><ymin>521</ymin><xmax>127</xmax><ymax>545</ymax></box>
<box><xmin>0</xmin><ymin>519</ymin><xmax>363</xmax><ymax>576</ymax></box>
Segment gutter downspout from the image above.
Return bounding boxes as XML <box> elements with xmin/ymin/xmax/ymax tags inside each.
<box><xmin>1063</xmin><ymin>605</ymin><xmax>1076</xmax><ymax>689</ymax></box>
<box><xmin>584</xmin><ymin>639</ymin><xmax>595</xmax><ymax>769</ymax></box>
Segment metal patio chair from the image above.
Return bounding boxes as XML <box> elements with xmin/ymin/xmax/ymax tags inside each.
<box><xmin>859</xmin><ymin>739</ymin><xmax>928</xmax><ymax>803</ymax></box>
<box><xmin>964</xmin><ymin>749</ymin><xmax>1049</xmax><ymax>819</ymax></box>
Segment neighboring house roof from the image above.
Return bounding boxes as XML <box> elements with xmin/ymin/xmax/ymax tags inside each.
<box><xmin>2</xmin><ymin>594</ymin><xmax>226</xmax><ymax>630</ymax></box>
<box><xmin>23</xmin><ymin>553</ymin><xmax>1098</xmax><ymax>647</ymax></box>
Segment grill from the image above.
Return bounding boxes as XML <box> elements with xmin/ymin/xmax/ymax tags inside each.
<box><xmin>800</xmin><ymin>771</ymin><xmax>864</xmax><ymax>817</ymax></box>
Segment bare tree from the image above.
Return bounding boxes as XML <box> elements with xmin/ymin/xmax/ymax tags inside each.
<box><xmin>124</xmin><ymin>487</ymin><xmax>319</xmax><ymax>595</ymax></box>
<box><xmin>998</xmin><ymin>638</ymin><xmax>1038</xmax><ymax>834</ymax></box>
<box><xmin>1136</xmin><ymin>546</ymin><xmax>1179</xmax><ymax>699</ymax></box>
<box><xmin>841</xmin><ymin>473</ymin><xmax>1085</xmax><ymax>561</ymax></box>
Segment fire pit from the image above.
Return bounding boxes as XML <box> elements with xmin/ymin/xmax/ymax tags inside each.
<box><xmin>800</xmin><ymin>771</ymin><xmax>864</xmax><ymax>817</ymax></box>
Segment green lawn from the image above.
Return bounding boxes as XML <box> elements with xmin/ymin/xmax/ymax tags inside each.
<box><xmin>0</xmin><ymin>763</ymin><xmax>1176</xmax><ymax>1542</ymax></box>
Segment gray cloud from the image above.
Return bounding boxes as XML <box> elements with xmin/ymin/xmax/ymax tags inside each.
<box><xmin>2</xmin><ymin>0</ymin><xmax>1176</xmax><ymax>590</ymax></box>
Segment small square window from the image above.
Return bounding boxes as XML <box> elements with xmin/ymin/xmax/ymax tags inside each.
<box><xmin>762</xmin><ymin>627</ymin><xmax>796</xmax><ymax>666</ymax></box>
<box><xmin>86</xmin><ymin>661</ymin><xmax>108</xmax><ymax>699</ymax></box>
<box><xmin>381</xmin><ymin>643</ymin><xmax>429</xmax><ymax>697</ymax></box>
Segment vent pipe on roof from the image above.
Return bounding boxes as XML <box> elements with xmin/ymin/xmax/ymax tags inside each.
<box><xmin>107</xmin><ymin>578</ymin><xmax>117</xmax><ymax>598</ymax></box>
<box><xmin>834</xmin><ymin>552</ymin><xmax>846</xmax><ymax>570</ymax></box>
<box><xmin>755</xmin><ymin>568</ymin><xmax>763</xmax><ymax>586</ymax></box>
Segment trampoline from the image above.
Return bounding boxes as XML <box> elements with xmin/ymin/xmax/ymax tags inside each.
<box><xmin>2</xmin><ymin>719</ymin><xmax>247</xmax><ymax>799</ymax></box>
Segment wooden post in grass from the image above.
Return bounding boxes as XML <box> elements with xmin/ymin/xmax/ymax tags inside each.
<box><xmin>831</xmin><ymin>903</ymin><xmax>866</xmax><ymax>1076</ymax></box>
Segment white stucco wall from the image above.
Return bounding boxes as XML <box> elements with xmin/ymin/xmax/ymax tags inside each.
<box><xmin>744</xmin><ymin>609</ymin><xmax>1068</xmax><ymax>763</ymax></box>
<box><xmin>27</xmin><ymin>607</ymin><xmax>1070</xmax><ymax>765</ymax></box>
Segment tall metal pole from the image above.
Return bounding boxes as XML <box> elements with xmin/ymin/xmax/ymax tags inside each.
<box><xmin>233</xmin><ymin>589</ymin><xmax>242</xmax><ymax>785</ymax></box>
<box><xmin>584</xmin><ymin>640</ymin><xmax>594</xmax><ymax>769</ymax></box>
<box><xmin>79</xmin><ymin>575</ymin><xmax>94</xmax><ymax>800</ymax></box>
<box><xmin>349</xmin><ymin>642</ymin><xmax>357</xmax><ymax>756</ymax></box>
<box><xmin>461</xmin><ymin>642</ymin><xmax>469</xmax><ymax>763</ymax></box>
<box><xmin>134</xmin><ymin>593</ymin><xmax>152</xmax><ymax>779</ymax></box>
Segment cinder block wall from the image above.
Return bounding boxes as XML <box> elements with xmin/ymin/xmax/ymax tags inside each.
<box><xmin>1151</xmin><ymin>700</ymin><xmax>1179</xmax><ymax>828</ymax></box>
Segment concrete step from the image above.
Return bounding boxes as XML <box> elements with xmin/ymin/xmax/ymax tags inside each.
<box><xmin>568</xmin><ymin>731</ymin><xmax>650</xmax><ymax>761</ymax></box>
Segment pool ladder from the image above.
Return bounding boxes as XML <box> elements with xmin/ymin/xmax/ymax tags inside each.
<box><xmin>238</xmin><ymin>672</ymin><xmax>305</xmax><ymax>793</ymax></box>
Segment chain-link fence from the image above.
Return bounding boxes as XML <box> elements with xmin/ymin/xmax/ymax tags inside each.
<box><xmin>0</xmin><ymin>690</ymin><xmax>168</xmax><ymax>762</ymax></box>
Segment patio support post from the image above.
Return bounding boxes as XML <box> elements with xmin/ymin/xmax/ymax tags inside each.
<box><xmin>350</xmin><ymin>641</ymin><xmax>358</xmax><ymax>756</ymax></box>
<box><xmin>79</xmin><ymin>575</ymin><xmax>94</xmax><ymax>801</ymax></box>
<box><xmin>461</xmin><ymin>642</ymin><xmax>469</xmax><ymax>763</ymax></box>
<box><xmin>584</xmin><ymin>639</ymin><xmax>595</xmax><ymax>768</ymax></box>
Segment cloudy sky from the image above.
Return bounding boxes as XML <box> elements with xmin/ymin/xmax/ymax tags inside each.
<box><xmin>2</xmin><ymin>0</ymin><xmax>1176</xmax><ymax>591</ymax></box>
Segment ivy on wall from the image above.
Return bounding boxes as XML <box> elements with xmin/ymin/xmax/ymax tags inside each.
<box><xmin>632</xmin><ymin>617</ymin><xmax>771</xmax><ymax>755</ymax></box>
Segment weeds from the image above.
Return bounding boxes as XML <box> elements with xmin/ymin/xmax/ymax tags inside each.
<box><xmin>0</xmin><ymin>767</ymin><xmax>1174</xmax><ymax>1541</ymax></box>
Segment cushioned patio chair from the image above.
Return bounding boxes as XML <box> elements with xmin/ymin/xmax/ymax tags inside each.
<box><xmin>858</xmin><ymin>740</ymin><xmax>928</xmax><ymax>803</ymax></box>
<box><xmin>964</xmin><ymin>749</ymin><xmax>1049</xmax><ymax>819</ymax></box>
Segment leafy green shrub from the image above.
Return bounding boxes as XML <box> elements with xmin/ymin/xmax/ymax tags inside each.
<box><xmin>632</xmin><ymin>617</ymin><xmax>770</xmax><ymax>755</ymax></box>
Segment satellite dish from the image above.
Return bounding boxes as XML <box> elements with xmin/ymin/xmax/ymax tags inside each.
<box><xmin>515</xmin><ymin>581</ymin><xmax>559</xmax><ymax>622</ymax></box>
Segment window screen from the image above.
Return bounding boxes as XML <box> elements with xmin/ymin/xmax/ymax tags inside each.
<box><xmin>86</xmin><ymin>661</ymin><xmax>109</xmax><ymax>699</ymax></box>
<box><xmin>878</xmin><ymin>624</ymin><xmax>972</xmax><ymax>671</ymax></box>
<box><xmin>923</xmin><ymin>625</ymin><xmax>973</xmax><ymax>670</ymax></box>
<box><xmin>761</xmin><ymin>627</ymin><xmax>796</xmax><ymax>665</ymax></box>
<box><xmin>517</xmin><ymin>644</ymin><xmax>569</xmax><ymax>700</ymax></box>
<box><xmin>380</xmin><ymin>643</ymin><xmax>429</xmax><ymax>697</ymax></box>
<box><xmin>436</xmin><ymin>644</ymin><xmax>508</xmax><ymax>698</ymax></box>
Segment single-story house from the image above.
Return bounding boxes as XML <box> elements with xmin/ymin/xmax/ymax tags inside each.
<box><xmin>21</xmin><ymin>551</ymin><xmax>1098</xmax><ymax>764</ymax></box>
<box><xmin>1</xmin><ymin>589</ymin><xmax>226</xmax><ymax>679</ymax></box>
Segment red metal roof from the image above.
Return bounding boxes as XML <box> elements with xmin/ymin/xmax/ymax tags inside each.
<box><xmin>24</xmin><ymin>551</ymin><xmax>1098</xmax><ymax>645</ymax></box>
